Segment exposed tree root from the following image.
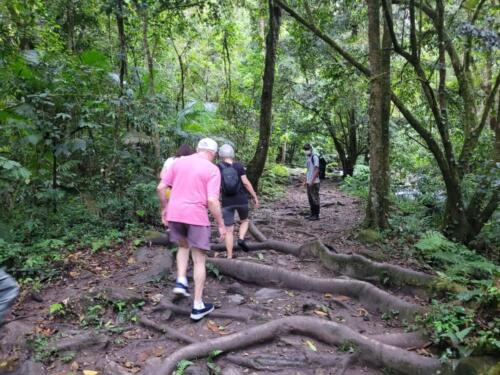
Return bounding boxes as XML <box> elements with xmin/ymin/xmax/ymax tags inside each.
<box><xmin>138</xmin><ymin>315</ymin><xmax>196</xmax><ymax>344</ymax></box>
<box><xmin>247</xmin><ymin>221</ymin><xmax>434</xmax><ymax>289</ymax></box>
<box><xmin>147</xmin><ymin>316</ymin><xmax>443</xmax><ymax>375</ymax></box>
<box><xmin>210</xmin><ymin>239</ymin><xmax>300</xmax><ymax>255</ymax></box>
<box><xmin>208</xmin><ymin>258</ymin><xmax>421</xmax><ymax>320</ymax></box>
<box><xmin>249</xmin><ymin>221</ymin><xmax>268</xmax><ymax>242</ymax></box>
<box><xmin>152</xmin><ymin>300</ymin><xmax>259</xmax><ymax>322</ymax></box>
<box><xmin>371</xmin><ymin>331</ymin><xmax>430</xmax><ymax>349</ymax></box>
<box><xmin>298</xmin><ymin>241</ymin><xmax>434</xmax><ymax>288</ymax></box>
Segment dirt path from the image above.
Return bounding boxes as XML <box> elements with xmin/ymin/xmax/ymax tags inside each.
<box><xmin>0</xmin><ymin>179</ymin><xmax>434</xmax><ymax>375</ymax></box>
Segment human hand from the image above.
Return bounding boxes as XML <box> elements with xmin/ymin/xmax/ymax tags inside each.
<box><xmin>218</xmin><ymin>225</ymin><xmax>226</xmax><ymax>242</ymax></box>
<box><xmin>253</xmin><ymin>197</ymin><xmax>260</xmax><ymax>209</ymax></box>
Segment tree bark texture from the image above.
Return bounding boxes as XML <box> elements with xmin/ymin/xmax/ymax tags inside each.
<box><xmin>366</xmin><ymin>0</ymin><xmax>391</xmax><ymax>230</ymax></box>
<box><xmin>246</xmin><ymin>0</ymin><xmax>281</xmax><ymax>190</ymax></box>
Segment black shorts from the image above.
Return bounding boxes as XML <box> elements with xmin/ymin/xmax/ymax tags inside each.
<box><xmin>222</xmin><ymin>205</ymin><xmax>249</xmax><ymax>226</ymax></box>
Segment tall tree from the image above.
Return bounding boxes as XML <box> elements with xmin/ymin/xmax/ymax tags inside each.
<box><xmin>275</xmin><ymin>0</ymin><xmax>499</xmax><ymax>243</ymax></box>
<box><xmin>366</xmin><ymin>0</ymin><xmax>391</xmax><ymax>229</ymax></box>
<box><xmin>116</xmin><ymin>0</ymin><xmax>127</xmax><ymax>96</ymax></box>
<box><xmin>247</xmin><ymin>0</ymin><xmax>281</xmax><ymax>189</ymax></box>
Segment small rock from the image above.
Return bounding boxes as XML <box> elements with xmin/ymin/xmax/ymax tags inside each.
<box><xmin>221</xmin><ymin>366</ymin><xmax>243</xmax><ymax>375</ymax></box>
<box><xmin>227</xmin><ymin>294</ymin><xmax>245</xmax><ymax>305</ymax></box>
<box><xmin>255</xmin><ymin>288</ymin><xmax>282</xmax><ymax>300</ymax></box>
<box><xmin>103</xmin><ymin>360</ymin><xmax>131</xmax><ymax>375</ymax></box>
<box><xmin>226</xmin><ymin>282</ymin><xmax>244</xmax><ymax>295</ymax></box>
<box><xmin>97</xmin><ymin>286</ymin><xmax>143</xmax><ymax>303</ymax></box>
<box><xmin>184</xmin><ymin>365</ymin><xmax>210</xmax><ymax>375</ymax></box>
<box><xmin>131</xmin><ymin>247</ymin><xmax>173</xmax><ymax>285</ymax></box>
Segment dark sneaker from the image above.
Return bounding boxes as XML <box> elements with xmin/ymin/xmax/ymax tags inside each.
<box><xmin>190</xmin><ymin>303</ymin><xmax>215</xmax><ymax>321</ymax></box>
<box><xmin>308</xmin><ymin>215</ymin><xmax>320</xmax><ymax>221</ymax></box>
<box><xmin>173</xmin><ymin>282</ymin><xmax>190</xmax><ymax>297</ymax></box>
<box><xmin>237</xmin><ymin>239</ymin><xmax>250</xmax><ymax>252</ymax></box>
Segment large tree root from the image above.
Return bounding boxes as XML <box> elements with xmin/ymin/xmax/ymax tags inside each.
<box><xmin>208</xmin><ymin>258</ymin><xmax>421</xmax><ymax>320</ymax></box>
<box><xmin>152</xmin><ymin>300</ymin><xmax>259</xmax><ymax>322</ymax></box>
<box><xmin>246</xmin><ymin>221</ymin><xmax>434</xmax><ymax>289</ymax></box>
<box><xmin>147</xmin><ymin>316</ymin><xmax>444</xmax><ymax>375</ymax></box>
<box><xmin>139</xmin><ymin>315</ymin><xmax>196</xmax><ymax>344</ymax></box>
<box><xmin>298</xmin><ymin>241</ymin><xmax>434</xmax><ymax>288</ymax></box>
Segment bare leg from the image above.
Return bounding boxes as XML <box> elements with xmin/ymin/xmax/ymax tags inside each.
<box><xmin>239</xmin><ymin>219</ymin><xmax>249</xmax><ymax>240</ymax></box>
<box><xmin>176</xmin><ymin>239</ymin><xmax>190</xmax><ymax>280</ymax></box>
<box><xmin>225</xmin><ymin>225</ymin><xmax>234</xmax><ymax>258</ymax></box>
<box><xmin>191</xmin><ymin>248</ymin><xmax>206</xmax><ymax>305</ymax></box>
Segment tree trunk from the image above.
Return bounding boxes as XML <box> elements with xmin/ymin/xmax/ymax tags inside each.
<box><xmin>365</xmin><ymin>0</ymin><xmax>391</xmax><ymax>230</ymax></box>
<box><xmin>141</xmin><ymin>11</ymin><xmax>154</xmax><ymax>95</ymax></box>
<box><xmin>116</xmin><ymin>0</ymin><xmax>127</xmax><ymax>96</ymax></box>
<box><xmin>246</xmin><ymin>0</ymin><xmax>281</xmax><ymax>190</ymax></box>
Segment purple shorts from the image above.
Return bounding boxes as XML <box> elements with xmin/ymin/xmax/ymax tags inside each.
<box><xmin>168</xmin><ymin>222</ymin><xmax>211</xmax><ymax>250</ymax></box>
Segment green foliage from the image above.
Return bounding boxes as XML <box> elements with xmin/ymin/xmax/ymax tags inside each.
<box><xmin>415</xmin><ymin>231</ymin><xmax>499</xmax><ymax>284</ymax></box>
<box><xmin>259</xmin><ymin>163</ymin><xmax>290</xmax><ymax>199</ymax></box>
<box><xmin>175</xmin><ymin>359</ymin><xmax>193</xmax><ymax>375</ymax></box>
<box><xmin>341</xmin><ymin>164</ymin><xmax>369</xmax><ymax>198</ymax></box>
<box><xmin>206</xmin><ymin>262</ymin><xmax>222</xmax><ymax>280</ymax></box>
<box><xmin>49</xmin><ymin>303</ymin><xmax>65</xmax><ymax>317</ymax></box>
<box><xmin>413</xmin><ymin>231</ymin><xmax>500</xmax><ymax>358</ymax></box>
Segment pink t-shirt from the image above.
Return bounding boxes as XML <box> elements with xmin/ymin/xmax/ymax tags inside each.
<box><xmin>163</xmin><ymin>153</ymin><xmax>221</xmax><ymax>226</ymax></box>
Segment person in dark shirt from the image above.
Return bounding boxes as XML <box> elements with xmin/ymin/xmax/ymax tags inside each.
<box><xmin>218</xmin><ymin>144</ymin><xmax>259</xmax><ymax>259</ymax></box>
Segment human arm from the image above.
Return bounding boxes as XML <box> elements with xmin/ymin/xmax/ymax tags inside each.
<box><xmin>208</xmin><ymin>197</ymin><xmax>226</xmax><ymax>241</ymax></box>
<box><xmin>157</xmin><ymin>162</ymin><xmax>174</xmax><ymax>226</ymax></box>
<box><xmin>240</xmin><ymin>175</ymin><xmax>259</xmax><ymax>208</ymax></box>
<box><xmin>156</xmin><ymin>182</ymin><xmax>170</xmax><ymax>226</ymax></box>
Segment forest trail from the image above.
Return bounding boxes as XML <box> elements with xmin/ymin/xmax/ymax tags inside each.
<box><xmin>0</xmin><ymin>178</ymin><xmax>437</xmax><ymax>375</ymax></box>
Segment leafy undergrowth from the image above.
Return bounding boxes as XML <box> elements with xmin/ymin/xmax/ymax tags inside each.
<box><xmin>259</xmin><ymin>163</ymin><xmax>290</xmax><ymax>200</ymax></box>
<box><xmin>0</xmin><ymin>181</ymin><xmax>159</xmax><ymax>286</ymax></box>
<box><xmin>414</xmin><ymin>231</ymin><xmax>499</xmax><ymax>361</ymax></box>
<box><xmin>341</xmin><ymin>165</ymin><xmax>500</xmax><ymax>362</ymax></box>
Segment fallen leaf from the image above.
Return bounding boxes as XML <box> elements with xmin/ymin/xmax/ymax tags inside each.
<box><xmin>69</xmin><ymin>271</ymin><xmax>80</xmax><ymax>278</ymax></box>
<box><xmin>70</xmin><ymin>361</ymin><xmax>79</xmax><ymax>371</ymax></box>
<box><xmin>153</xmin><ymin>347</ymin><xmax>165</xmax><ymax>357</ymax></box>
<box><xmin>305</xmin><ymin>339</ymin><xmax>317</xmax><ymax>352</ymax></box>
<box><xmin>324</xmin><ymin>293</ymin><xmax>333</xmax><ymax>299</ymax></box>
<box><xmin>150</xmin><ymin>294</ymin><xmax>163</xmax><ymax>304</ymax></box>
<box><xmin>83</xmin><ymin>370</ymin><xmax>99</xmax><ymax>375</ymax></box>
<box><xmin>127</xmin><ymin>257</ymin><xmax>136</xmax><ymax>265</ymax></box>
<box><xmin>333</xmin><ymin>295</ymin><xmax>351</xmax><ymax>302</ymax></box>
<box><xmin>314</xmin><ymin>310</ymin><xmax>328</xmax><ymax>317</ymax></box>
<box><xmin>207</xmin><ymin>320</ymin><xmax>219</xmax><ymax>333</ymax></box>
<box><xmin>124</xmin><ymin>361</ymin><xmax>134</xmax><ymax>368</ymax></box>
<box><xmin>356</xmin><ymin>308</ymin><xmax>369</xmax><ymax>317</ymax></box>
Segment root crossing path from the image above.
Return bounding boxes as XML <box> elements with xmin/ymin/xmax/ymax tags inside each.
<box><xmin>1</xmin><ymin>179</ymin><xmax>443</xmax><ymax>375</ymax></box>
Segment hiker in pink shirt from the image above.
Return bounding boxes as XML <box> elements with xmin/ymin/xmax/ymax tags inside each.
<box><xmin>157</xmin><ymin>138</ymin><xmax>225</xmax><ymax>321</ymax></box>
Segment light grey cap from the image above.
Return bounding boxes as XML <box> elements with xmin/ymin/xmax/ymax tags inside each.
<box><xmin>197</xmin><ymin>138</ymin><xmax>218</xmax><ymax>153</ymax></box>
<box><xmin>219</xmin><ymin>144</ymin><xmax>235</xmax><ymax>158</ymax></box>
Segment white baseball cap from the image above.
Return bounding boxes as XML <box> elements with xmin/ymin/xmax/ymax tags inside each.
<box><xmin>197</xmin><ymin>137</ymin><xmax>218</xmax><ymax>153</ymax></box>
<box><xmin>219</xmin><ymin>144</ymin><xmax>235</xmax><ymax>158</ymax></box>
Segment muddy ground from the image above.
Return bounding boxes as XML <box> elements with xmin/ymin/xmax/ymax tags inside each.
<box><xmin>0</xmin><ymin>178</ymin><xmax>432</xmax><ymax>375</ymax></box>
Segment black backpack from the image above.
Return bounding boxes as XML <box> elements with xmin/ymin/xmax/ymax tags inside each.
<box><xmin>319</xmin><ymin>156</ymin><xmax>327</xmax><ymax>180</ymax></box>
<box><xmin>219</xmin><ymin>163</ymin><xmax>241</xmax><ymax>196</ymax></box>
